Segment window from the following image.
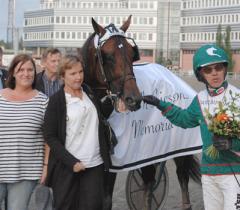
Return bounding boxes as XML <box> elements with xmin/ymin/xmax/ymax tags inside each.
<box><xmin>67</xmin><ymin>16</ymin><xmax>71</xmax><ymax>24</ymax></box>
<box><xmin>183</xmin><ymin>2</ymin><xmax>186</xmax><ymax>8</ymax></box>
<box><xmin>56</xmin><ymin>16</ymin><xmax>60</xmax><ymax>23</ymax></box>
<box><xmin>72</xmin><ymin>17</ymin><xmax>76</xmax><ymax>24</ymax></box>
<box><xmin>56</xmin><ymin>32</ymin><xmax>59</xmax><ymax>39</ymax></box>
<box><xmin>143</xmin><ymin>18</ymin><xmax>147</xmax><ymax>24</ymax></box>
<box><xmin>133</xmin><ymin>33</ymin><xmax>137</xmax><ymax>40</ymax></box>
<box><xmin>148</xmin><ymin>33</ymin><xmax>153</xmax><ymax>41</ymax></box>
<box><xmin>117</xmin><ymin>17</ymin><xmax>120</xmax><ymax>24</ymax></box>
<box><xmin>67</xmin><ymin>32</ymin><xmax>71</xmax><ymax>39</ymax></box>
<box><xmin>139</xmin><ymin>33</ymin><xmax>147</xmax><ymax>40</ymax></box>
<box><xmin>83</xmin><ymin>17</ymin><xmax>87</xmax><ymax>24</ymax></box>
<box><xmin>130</xmin><ymin>2</ymin><xmax>138</xmax><ymax>8</ymax></box>
<box><xmin>149</xmin><ymin>17</ymin><xmax>153</xmax><ymax>25</ymax></box>
<box><xmin>72</xmin><ymin>32</ymin><xmax>76</xmax><ymax>39</ymax></box>
<box><xmin>77</xmin><ymin>32</ymin><xmax>81</xmax><ymax>39</ymax></box>
<box><xmin>78</xmin><ymin>16</ymin><xmax>82</xmax><ymax>24</ymax></box>
<box><xmin>182</xmin><ymin>34</ymin><xmax>185</xmax><ymax>41</ymax></box>
<box><xmin>133</xmin><ymin>17</ymin><xmax>137</xmax><ymax>24</ymax></box>
<box><xmin>149</xmin><ymin>2</ymin><xmax>154</xmax><ymax>9</ymax></box>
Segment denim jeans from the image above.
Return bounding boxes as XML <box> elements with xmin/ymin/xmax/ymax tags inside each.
<box><xmin>0</xmin><ymin>180</ymin><xmax>37</xmax><ymax>210</ymax></box>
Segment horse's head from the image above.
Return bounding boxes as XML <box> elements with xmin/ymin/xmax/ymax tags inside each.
<box><xmin>82</xmin><ymin>15</ymin><xmax>142</xmax><ymax>112</ymax></box>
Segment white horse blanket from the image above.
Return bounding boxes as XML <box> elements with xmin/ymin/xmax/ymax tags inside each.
<box><xmin>108</xmin><ymin>63</ymin><xmax>202</xmax><ymax>172</ymax></box>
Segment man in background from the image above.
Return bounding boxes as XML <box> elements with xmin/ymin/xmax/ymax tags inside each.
<box><xmin>36</xmin><ymin>48</ymin><xmax>62</xmax><ymax>96</ymax></box>
<box><xmin>0</xmin><ymin>47</ymin><xmax>8</xmax><ymax>89</ymax></box>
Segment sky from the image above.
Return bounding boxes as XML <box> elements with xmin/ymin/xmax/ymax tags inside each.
<box><xmin>0</xmin><ymin>0</ymin><xmax>40</xmax><ymax>41</ymax></box>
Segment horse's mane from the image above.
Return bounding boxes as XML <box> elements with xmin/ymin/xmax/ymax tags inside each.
<box><xmin>81</xmin><ymin>33</ymin><xmax>96</xmax><ymax>83</ymax></box>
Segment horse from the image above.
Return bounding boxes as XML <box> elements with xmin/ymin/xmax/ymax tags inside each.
<box><xmin>81</xmin><ymin>15</ymin><xmax>201</xmax><ymax>210</ymax></box>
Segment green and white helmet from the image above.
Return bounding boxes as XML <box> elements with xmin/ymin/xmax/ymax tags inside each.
<box><xmin>193</xmin><ymin>44</ymin><xmax>228</xmax><ymax>81</ymax></box>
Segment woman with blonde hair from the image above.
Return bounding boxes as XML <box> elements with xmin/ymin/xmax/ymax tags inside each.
<box><xmin>44</xmin><ymin>55</ymin><xmax>111</xmax><ymax>210</ymax></box>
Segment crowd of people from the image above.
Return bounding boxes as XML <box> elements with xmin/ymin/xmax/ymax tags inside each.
<box><xmin>0</xmin><ymin>43</ymin><xmax>239</xmax><ymax>210</ymax></box>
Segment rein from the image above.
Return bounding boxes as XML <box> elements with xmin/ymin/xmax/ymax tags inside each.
<box><xmin>95</xmin><ymin>34</ymin><xmax>136</xmax><ymax>101</ymax></box>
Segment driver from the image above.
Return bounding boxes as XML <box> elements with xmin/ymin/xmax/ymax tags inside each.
<box><xmin>143</xmin><ymin>44</ymin><xmax>240</xmax><ymax>210</ymax></box>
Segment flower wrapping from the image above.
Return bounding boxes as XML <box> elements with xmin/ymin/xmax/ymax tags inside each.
<box><xmin>204</xmin><ymin>90</ymin><xmax>240</xmax><ymax>159</ymax></box>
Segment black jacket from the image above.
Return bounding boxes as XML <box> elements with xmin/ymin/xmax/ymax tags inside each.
<box><xmin>43</xmin><ymin>84</ymin><xmax>111</xmax><ymax>186</ymax></box>
<box><xmin>35</xmin><ymin>71</ymin><xmax>45</xmax><ymax>93</ymax></box>
<box><xmin>0</xmin><ymin>68</ymin><xmax>8</xmax><ymax>88</ymax></box>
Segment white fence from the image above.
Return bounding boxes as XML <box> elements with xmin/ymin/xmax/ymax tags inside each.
<box><xmin>172</xmin><ymin>70</ymin><xmax>240</xmax><ymax>80</ymax></box>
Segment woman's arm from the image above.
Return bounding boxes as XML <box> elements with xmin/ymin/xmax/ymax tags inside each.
<box><xmin>40</xmin><ymin>144</ymin><xmax>50</xmax><ymax>184</ymax></box>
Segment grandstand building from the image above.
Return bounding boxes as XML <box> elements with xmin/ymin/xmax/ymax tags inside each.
<box><xmin>180</xmin><ymin>0</ymin><xmax>240</xmax><ymax>72</ymax></box>
<box><xmin>23</xmin><ymin>0</ymin><xmax>181</xmax><ymax>65</ymax></box>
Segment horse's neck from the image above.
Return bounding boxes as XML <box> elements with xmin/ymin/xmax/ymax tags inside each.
<box><xmin>91</xmin><ymin>87</ymin><xmax>107</xmax><ymax>100</ymax></box>
<box><xmin>84</xmin><ymin>66</ymin><xmax>108</xmax><ymax>98</ymax></box>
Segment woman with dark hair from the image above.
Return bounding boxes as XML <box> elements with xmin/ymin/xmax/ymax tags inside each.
<box><xmin>0</xmin><ymin>54</ymin><xmax>49</xmax><ymax>210</ymax></box>
<box><xmin>43</xmin><ymin>55</ymin><xmax>111</xmax><ymax>210</ymax></box>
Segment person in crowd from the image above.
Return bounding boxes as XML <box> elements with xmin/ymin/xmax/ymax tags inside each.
<box><xmin>43</xmin><ymin>55</ymin><xmax>111</xmax><ymax>210</ymax></box>
<box><xmin>0</xmin><ymin>54</ymin><xmax>49</xmax><ymax>210</ymax></box>
<box><xmin>143</xmin><ymin>44</ymin><xmax>240</xmax><ymax>210</ymax></box>
<box><xmin>0</xmin><ymin>47</ymin><xmax>8</xmax><ymax>89</ymax></box>
<box><xmin>36</xmin><ymin>47</ymin><xmax>62</xmax><ymax>97</ymax></box>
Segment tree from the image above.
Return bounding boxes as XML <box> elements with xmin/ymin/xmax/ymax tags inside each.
<box><xmin>215</xmin><ymin>24</ymin><xmax>234</xmax><ymax>72</ymax></box>
<box><xmin>216</xmin><ymin>24</ymin><xmax>223</xmax><ymax>49</ymax></box>
<box><xmin>224</xmin><ymin>25</ymin><xmax>234</xmax><ymax>72</ymax></box>
<box><xmin>18</xmin><ymin>37</ymin><xmax>23</xmax><ymax>50</ymax></box>
<box><xmin>0</xmin><ymin>40</ymin><xmax>8</xmax><ymax>49</ymax></box>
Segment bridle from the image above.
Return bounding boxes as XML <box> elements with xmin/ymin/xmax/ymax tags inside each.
<box><xmin>93</xmin><ymin>24</ymin><xmax>139</xmax><ymax>103</ymax></box>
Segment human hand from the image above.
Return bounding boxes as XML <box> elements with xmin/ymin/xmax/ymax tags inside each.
<box><xmin>142</xmin><ymin>95</ymin><xmax>160</xmax><ymax>107</ymax></box>
<box><xmin>212</xmin><ymin>135</ymin><xmax>232</xmax><ymax>151</ymax></box>
<box><xmin>73</xmin><ymin>162</ymin><xmax>86</xmax><ymax>173</ymax></box>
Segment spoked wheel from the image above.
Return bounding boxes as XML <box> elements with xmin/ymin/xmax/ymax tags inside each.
<box><xmin>125</xmin><ymin>162</ymin><xmax>169</xmax><ymax>210</ymax></box>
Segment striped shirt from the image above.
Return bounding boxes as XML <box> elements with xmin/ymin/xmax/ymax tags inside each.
<box><xmin>0</xmin><ymin>92</ymin><xmax>48</xmax><ymax>183</ymax></box>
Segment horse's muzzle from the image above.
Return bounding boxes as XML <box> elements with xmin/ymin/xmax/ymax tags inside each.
<box><xmin>125</xmin><ymin>95</ymin><xmax>142</xmax><ymax>111</ymax></box>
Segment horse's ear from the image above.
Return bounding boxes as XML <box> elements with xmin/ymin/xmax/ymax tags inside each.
<box><xmin>120</xmin><ymin>15</ymin><xmax>132</xmax><ymax>32</ymax></box>
<box><xmin>92</xmin><ymin>18</ymin><xmax>106</xmax><ymax>36</ymax></box>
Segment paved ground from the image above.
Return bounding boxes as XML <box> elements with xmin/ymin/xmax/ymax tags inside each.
<box><xmin>111</xmin><ymin>75</ymin><xmax>239</xmax><ymax>210</ymax></box>
<box><xmin>112</xmin><ymin>159</ymin><xmax>204</xmax><ymax>210</ymax></box>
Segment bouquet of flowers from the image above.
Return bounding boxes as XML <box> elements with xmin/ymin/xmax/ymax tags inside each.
<box><xmin>204</xmin><ymin>90</ymin><xmax>240</xmax><ymax>159</ymax></box>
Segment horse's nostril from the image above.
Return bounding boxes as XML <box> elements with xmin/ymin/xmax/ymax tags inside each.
<box><xmin>125</xmin><ymin>97</ymin><xmax>135</xmax><ymax>106</ymax></box>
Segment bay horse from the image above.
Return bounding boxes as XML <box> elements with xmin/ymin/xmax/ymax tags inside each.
<box><xmin>81</xmin><ymin>15</ymin><xmax>201</xmax><ymax>210</ymax></box>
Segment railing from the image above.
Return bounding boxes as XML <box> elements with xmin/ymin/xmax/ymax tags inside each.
<box><xmin>226</xmin><ymin>72</ymin><xmax>240</xmax><ymax>80</ymax></box>
<box><xmin>171</xmin><ymin>70</ymin><xmax>240</xmax><ymax>80</ymax></box>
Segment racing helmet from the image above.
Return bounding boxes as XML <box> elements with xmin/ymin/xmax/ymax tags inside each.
<box><xmin>193</xmin><ymin>44</ymin><xmax>229</xmax><ymax>82</ymax></box>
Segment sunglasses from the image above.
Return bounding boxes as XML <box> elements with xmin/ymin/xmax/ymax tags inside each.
<box><xmin>201</xmin><ymin>63</ymin><xmax>225</xmax><ymax>74</ymax></box>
